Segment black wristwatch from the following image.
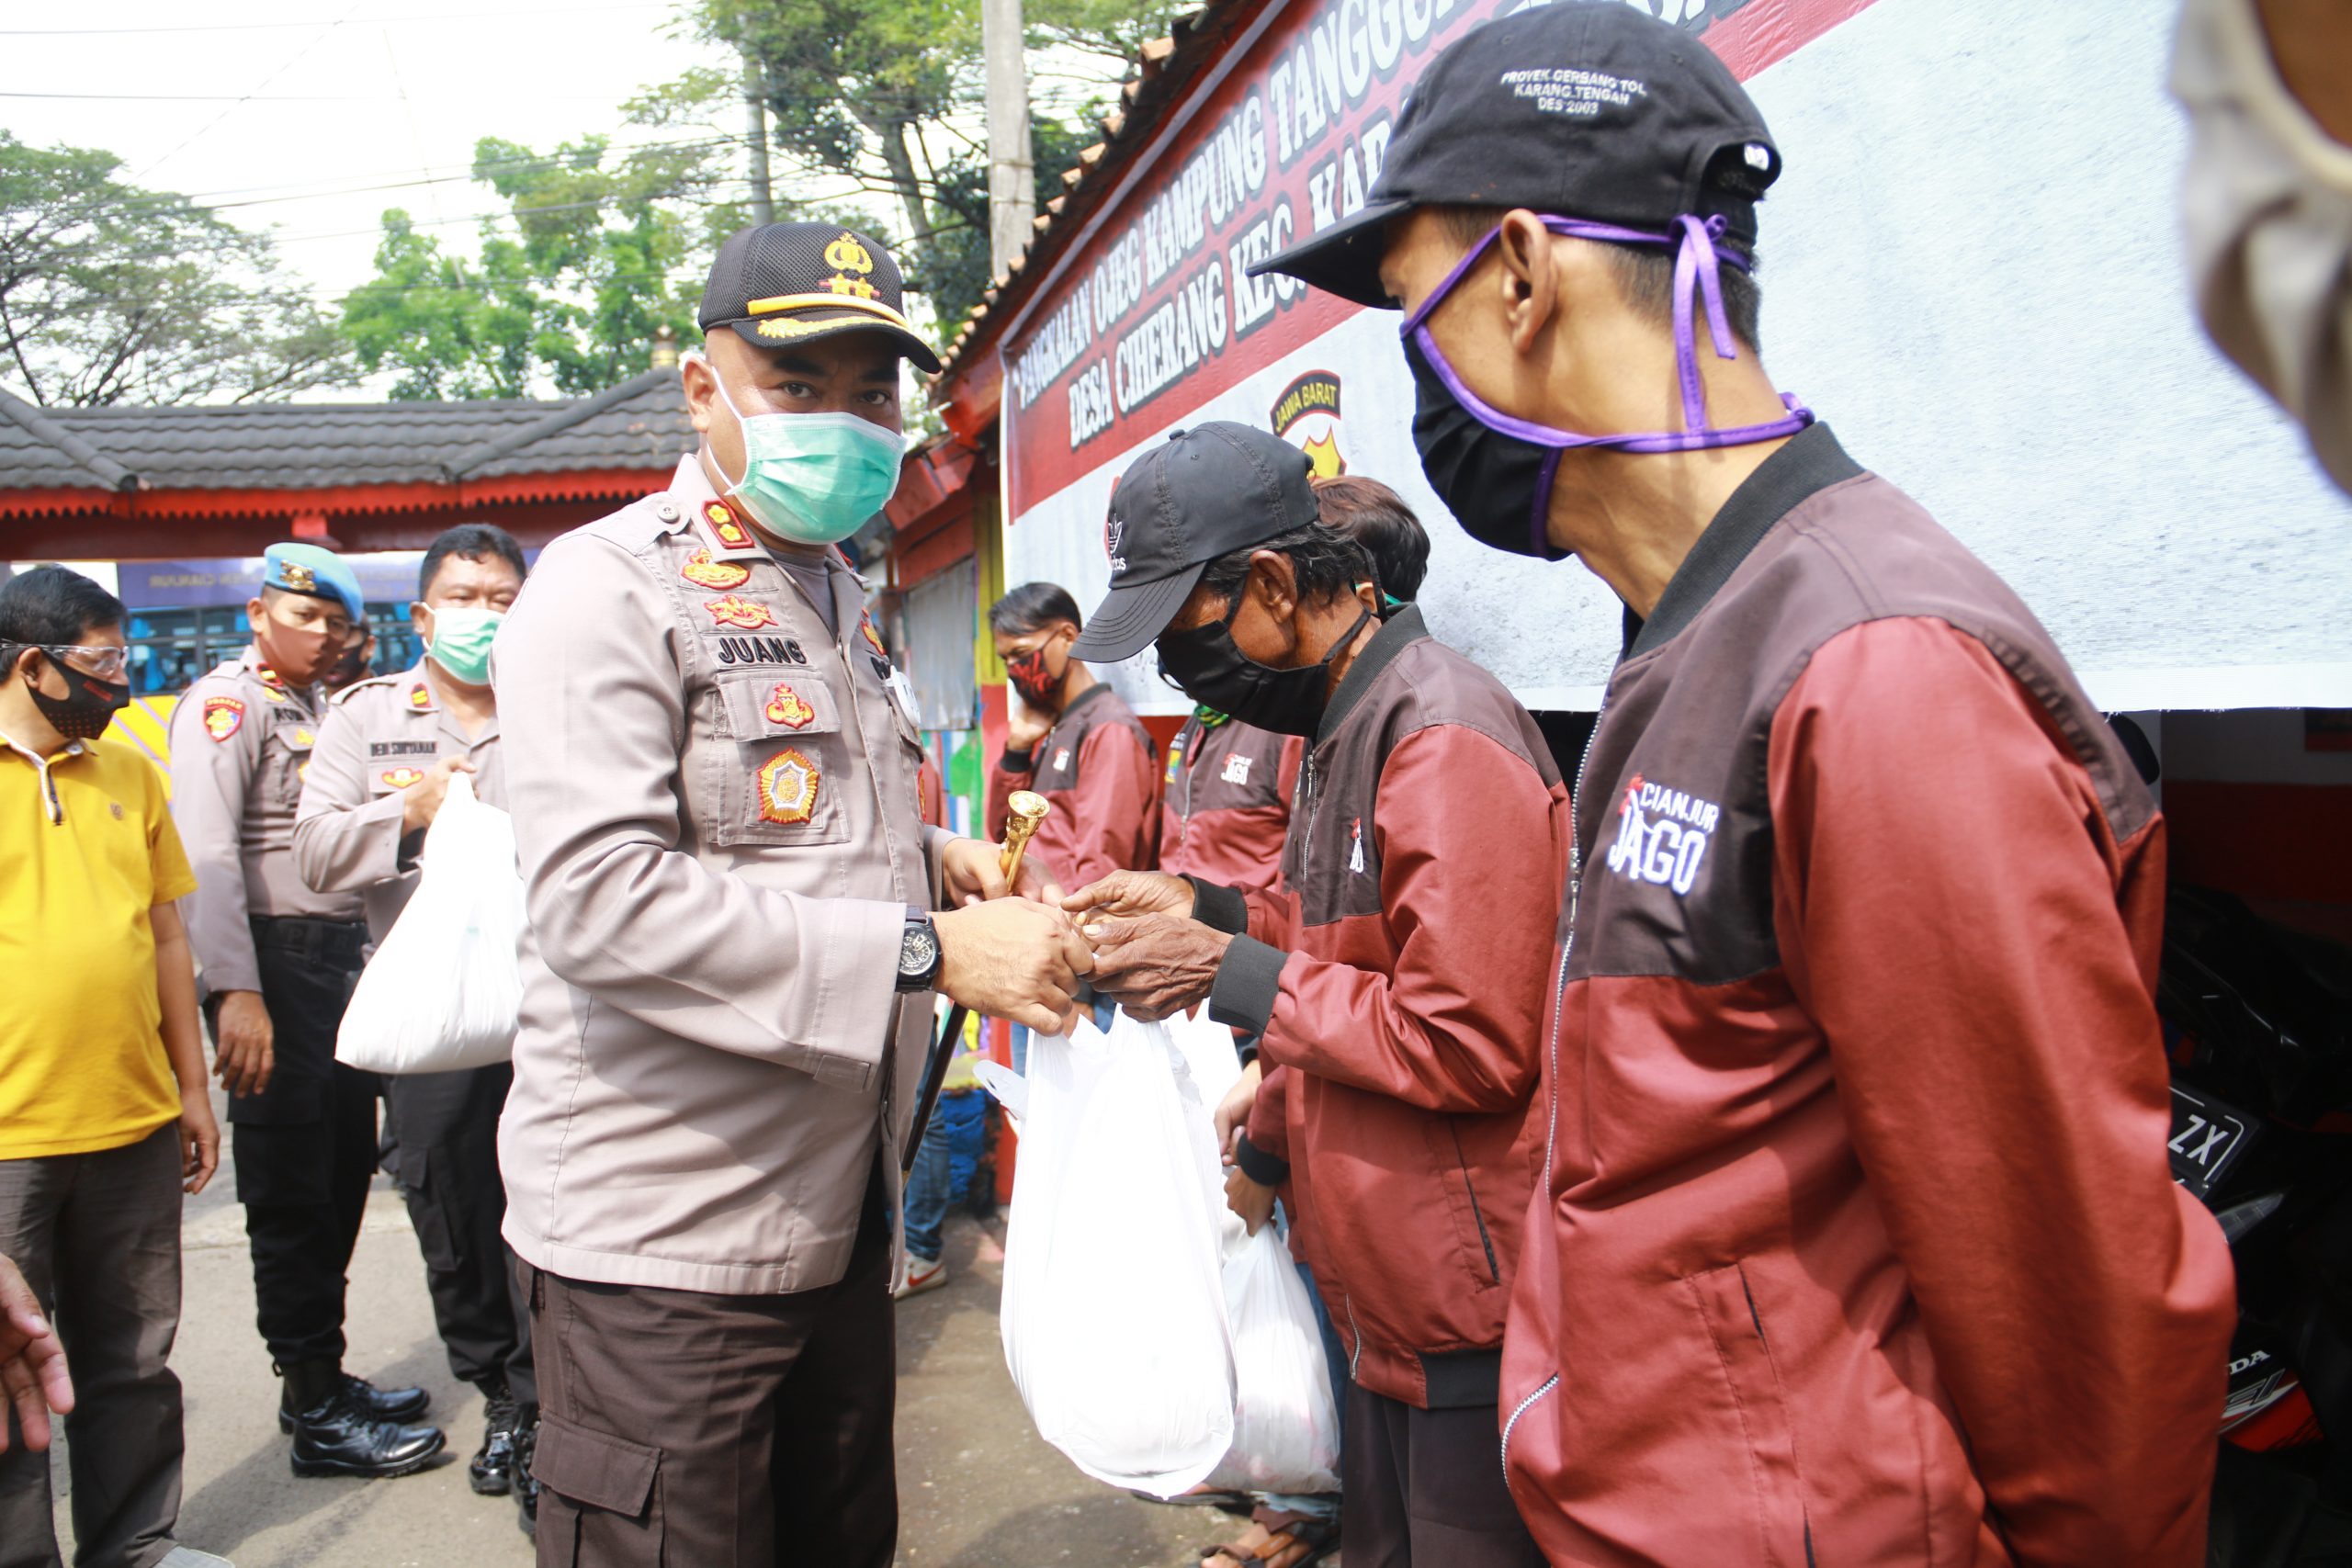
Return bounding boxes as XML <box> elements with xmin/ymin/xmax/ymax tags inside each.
<box><xmin>895</xmin><ymin>906</ymin><xmax>942</xmax><ymax>993</ymax></box>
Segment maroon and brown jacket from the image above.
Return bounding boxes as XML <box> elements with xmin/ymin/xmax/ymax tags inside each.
<box><xmin>1500</xmin><ymin>424</ymin><xmax>2235</xmax><ymax>1566</ymax></box>
<box><xmin>987</xmin><ymin>682</ymin><xmax>1161</xmax><ymax>889</ymax></box>
<box><xmin>1158</xmin><ymin>714</ymin><xmax>1303</xmax><ymax>894</ymax></box>
<box><xmin>1191</xmin><ymin>607</ymin><xmax>1569</xmax><ymax>1409</ymax></box>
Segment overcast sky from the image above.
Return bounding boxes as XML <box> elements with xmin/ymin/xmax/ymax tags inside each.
<box><xmin>3</xmin><ymin>0</ymin><xmax>739</xmax><ymax>311</ymax></box>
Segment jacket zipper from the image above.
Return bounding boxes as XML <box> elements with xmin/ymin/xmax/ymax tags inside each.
<box><xmin>1500</xmin><ymin>1374</ymin><xmax>1560</xmax><ymax>1474</ymax></box>
<box><xmin>1344</xmin><ymin>1292</ymin><xmax>1363</xmax><ymax>1382</ymax></box>
<box><xmin>1450</xmin><ymin>1123</ymin><xmax>1500</xmax><ymax>1284</ymax></box>
<box><xmin>1506</xmin><ymin>689</ymin><xmax>1610</xmax><ymax>1482</ymax></box>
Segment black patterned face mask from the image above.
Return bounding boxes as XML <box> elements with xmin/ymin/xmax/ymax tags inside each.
<box><xmin>1155</xmin><ymin>593</ymin><xmax>1372</xmax><ymax>739</ymax></box>
<box><xmin>27</xmin><ymin>650</ymin><xmax>130</xmax><ymax>740</ymax></box>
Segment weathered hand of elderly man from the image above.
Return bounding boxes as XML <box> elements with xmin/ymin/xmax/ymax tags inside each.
<box><xmin>1062</xmin><ymin>868</ymin><xmax>1198</xmax><ymax>923</ymax></box>
<box><xmin>1079</xmin><ymin>912</ymin><xmax>1232</xmax><ymax>1021</ymax></box>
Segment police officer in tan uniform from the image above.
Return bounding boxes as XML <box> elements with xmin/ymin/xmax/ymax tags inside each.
<box><xmin>294</xmin><ymin>524</ymin><xmax>538</xmax><ymax>1532</ymax></box>
<box><xmin>492</xmin><ymin>222</ymin><xmax>1091</xmax><ymax>1567</ymax></box>
<box><xmin>167</xmin><ymin>542</ymin><xmax>445</xmax><ymax>1479</ymax></box>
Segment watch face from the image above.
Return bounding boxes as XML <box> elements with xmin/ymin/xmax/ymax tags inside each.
<box><xmin>900</xmin><ymin>924</ymin><xmax>939</xmax><ymax>978</ymax></box>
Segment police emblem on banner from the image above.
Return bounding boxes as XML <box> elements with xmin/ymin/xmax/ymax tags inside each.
<box><xmin>201</xmin><ymin>696</ymin><xmax>244</xmax><ymax>742</ymax></box>
<box><xmin>764</xmin><ymin>682</ymin><xmax>816</xmax><ymax>729</ymax></box>
<box><xmin>380</xmin><ymin>766</ymin><xmax>425</xmax><ymax>789</ymax></box>
<box><xmin>706</xmin><ymin>594</ymin><xmax>778</xmax><ymax>630</ymax></box>
<box><xmin>681</xmin><ymin>547</ymin><xmax>752</xmax><ymax>590</ymax></box>
<box><xmin>755</xmin><ymin>748</ymin><xmax>820</xmax><ymax>825</ymax></box>
<box><xmin>1270</xmin><ymin>370</ymin><xmax>1346</xmax><ymax>479</ymax></box>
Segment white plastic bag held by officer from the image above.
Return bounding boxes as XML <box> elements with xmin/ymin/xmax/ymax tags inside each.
<box><xmin>336</xmin><ymin>774</ymin><xmax>524</xmax><ymax>1073</ymax></box>
<box><xmin>1206</xmin><ymin>1224</ymin><xmax>1341</xmax><ymax>1495</ymax></box>
<box><xmin>991</xmin><ymin>1011</ymin><xmax>1236</xmax><ymax>1495</ymax></box>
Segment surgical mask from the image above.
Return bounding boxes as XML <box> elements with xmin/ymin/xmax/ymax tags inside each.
<box><xmin>1402</xmin><ymin>214</ymin><xmax>1814</xmax><ymax>558</ymax></box>
<box><xmin>1156</xmin><ymin>593</ymin><xmax>1373</xmax><ymax>739</ymax></box>
<box><xmin>27</xmin><ymin>650</ymin><xmax>129</xmax><ymax>741</ymax></box>
<box><xmin>424</xmin><ymin>606</ymin><xmax>503</xmax><ymax>686</ymax></box>
<box><xmin>699</xmin><ymin>355</ymin><xmax>906</xmax><ymax>545</ymax></box>
<box><xmin>2176</xmin><ymin>0</ymin><xmax>2352</xmax><ymax>495</ymax></box>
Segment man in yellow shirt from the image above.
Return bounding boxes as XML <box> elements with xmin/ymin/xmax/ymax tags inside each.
<box><xmin>0</xmin><ymin>566</ymin><xmax>229</xmax><ymax>1568</ymax></box>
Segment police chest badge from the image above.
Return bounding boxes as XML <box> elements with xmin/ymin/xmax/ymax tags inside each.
<box><xmin>201</xmin><ymin>696</ymin><xmax>245</xmax><ymax>742</ymax></box>
<box><xmin>681</xmin><ymin>548</ymin><xmax>752</xmax><ymax>591</ymax></box>
<box><xmin>705</xmin><ymin>501</ymin><xmax>753</xmax><ymax>550</ymax></box>
<box><xmin>763</xmin><ymin>682</ymin><xmax>816</xmax><ymax>730</ymax></box>
<box><xmin>409</xmin><ymin>683</ymin><xmax>432</xmax><ymax>710</ymax></box>
<box><xmin>858</xmin><ymin>613</ymin><xmax>888</xmax><ymax>660</ymax></box>
<box><xmin>754</xmin><ymin>748</ymin><xmax>820</xmax><ymax>825</ymax></box>
<box><xmin>380</xmin><ymin>766</ymin><xmax>424</xmax><ymax>789</ymax></box>
<box><xmin>706</xmin><ymin>594</ymin><xmax>778</xmax><ymax>631</ymax></box>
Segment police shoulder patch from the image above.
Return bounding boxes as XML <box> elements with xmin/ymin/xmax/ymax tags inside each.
<box><xmin>201</xmin><ymin>696</ymin><xmax>245</xmax><ymax>742</ymax></box>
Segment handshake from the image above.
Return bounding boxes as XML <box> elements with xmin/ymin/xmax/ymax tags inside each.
<box><xmin>933</xmin><ymin>842</ymin><xmax>1234</xmax><ymax>1037</ymax></box>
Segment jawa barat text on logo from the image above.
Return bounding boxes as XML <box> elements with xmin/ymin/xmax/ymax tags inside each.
<box><xmin>1604</xmin><ymin>774</ymin><xmax>1719</xmax><ymax>897</ymax></box>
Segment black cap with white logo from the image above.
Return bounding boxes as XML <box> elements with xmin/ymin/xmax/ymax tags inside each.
<box><xmin>699</xmin><ymin>220</ymin><xmax>942</xmax><ymax>373</ymax></box>
<box><xmin>1067</xmin><ymin>423</ymin><xmax>1319</xmax><ymax>663</ymax></box>
<box><xmin>1251</xmin><ymin>1</ymin><xmax>1781</xmax><ymax>307</ymax></box>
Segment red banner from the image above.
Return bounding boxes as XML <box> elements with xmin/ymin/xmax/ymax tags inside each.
<box><xmin>1002</xmin><ymin>0</ymin><xmax>1878</xmax><ymax>515</ymax></box>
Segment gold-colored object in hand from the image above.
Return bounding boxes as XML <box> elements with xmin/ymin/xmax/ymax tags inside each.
<box><xmin>1000</xmin><ymin>790</ymin><xmax>1050</xmax><ymax>878</ymax></box>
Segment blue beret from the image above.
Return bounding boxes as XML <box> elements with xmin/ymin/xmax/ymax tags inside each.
<box><xmin>264</xmin><ymin>543</ymin><xmax>366</xmax><ymax>625</ymax></box>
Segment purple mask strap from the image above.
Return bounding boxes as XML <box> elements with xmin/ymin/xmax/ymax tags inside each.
<box><xmin>1671</xmin><ymin>216</ymin><xmax>1740</xmax><ymax>434</ymax></box>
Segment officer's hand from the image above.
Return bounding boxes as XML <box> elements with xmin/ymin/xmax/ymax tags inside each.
<box><xmin>1224</xmin><ymin>1166</ymin><xmax>1277</xmax><ymax>1235</ymax></box>
<box><xmin>934</xmin><ymin>899</ymin><xmax>1094</xmax><ymax>1035</ymax></box>
<box><xmin>1214</xmin><ymin>1058</ymin><xmax>1263</xmax><ymax>1164</ymax></box>
<box><xmin>0</xmin><ymin>1252</ymin><xmax>71</xmax><ymax>1454</ymax></box>
<box><xmin>1062</xmin><ymin>869</ymin><xmax>1197</xmax><ymax>923</ymax></box>
<box><xmin>213</xmin><ymin>990</ymin><xmax>274</xmax><ymax>1099</ymax></box>
<box><xmin>938</xmin><ymin>838</ymin><xmax>1065</xmax><ymax>907</ymax></box>
<box><xmin>1079</xmin><ymin>912</ymin><xmax>1230</xmax><ymax>1021</ymax></box>
<box><xmin>178</xmin><ymin>1092</ymin><xmax>220</xmax><ymax>1196</ymax></box>
<box><xmin>399</xmin><ymin>755</ymin><xmax>476</xmax><ymax>835</ymax></box>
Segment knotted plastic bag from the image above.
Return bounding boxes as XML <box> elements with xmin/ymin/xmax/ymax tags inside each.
<box><xmin>1205</xmin><ymin>1224</ymin><xmax>1342</xmax><ymax>1495</ymax></box>
<box><xmin>991</xmin><ymin>1010</ymin><xmax>1236</xmax><ymax>1496</ymax></box>
<box><xmin>335</xmin><ymin>773</ymin><xmax>525</xmax><ymax>1074</ymax></box>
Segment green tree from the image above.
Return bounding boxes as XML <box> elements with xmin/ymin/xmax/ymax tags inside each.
<box><xmin>693</xmin><ymin>0</ymin><xmax>1182</xmax><ymax>330</ymax></box>
<box><xmin>0</xmin><ymin>130</ymin><xmax>351</xmax><ymax>406</ymax></box>
<box><xmin>341</xmin><ymin>135</ymin><xmax>745</xmax><ymax>400</ymax></box>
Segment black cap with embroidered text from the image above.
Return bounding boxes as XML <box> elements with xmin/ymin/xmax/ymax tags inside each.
<box><xmin>1251</xmin><ymin>1</ymin><xmax>1781</xmax><ymax>307</ymax></box>
<box><xmin>1068</xmin><ymin>423</ymin><xmax>1319</xmax><ymax>662</ymax></box>
<box><xmin>698</xmin><ymin>220</ymin><xmax>941</xmax><ymax>373</ymax></box>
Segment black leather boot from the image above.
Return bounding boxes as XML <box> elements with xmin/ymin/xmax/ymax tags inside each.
<box><xmin>512</xmin><ymin>1413</ymin><xmax>539</xmax><ymax>1540</ymax></box>
<box><xmin>277</xmin><ymin>1368</ymin><xmax>431</xmax><ymax>1432</ymax></box>
<box><xmin>284</xmin><ymin>1359</ymin><xmax>447</xmax><ymax>1480</ymax></box>
<box><xmin>469</xmin><ymin>1381</ymin><xmax>519</xmax><ymax>1496</ymax></box>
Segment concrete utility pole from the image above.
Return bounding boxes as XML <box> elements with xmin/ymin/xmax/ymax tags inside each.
<box><xmin>981</xmin><ymin>0</ymin><xmax>1035</xmax><ymax>277</ymax></box>
<box><xmin>744</xmin><ymin>54</ymin><xmax>775</xmax><ymax>226</ymax></box>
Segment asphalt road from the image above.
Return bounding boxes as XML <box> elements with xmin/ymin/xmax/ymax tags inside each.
<box><xmin>44</xmin><ymin>1094</ymin><xmax>1232</xmax><ymax>1568</ymax></box>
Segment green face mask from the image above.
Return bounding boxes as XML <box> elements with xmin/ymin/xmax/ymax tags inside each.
<box><xmin>707</xmin><ymin>363</ymin><xmax>905</xmax><ymax>546</ymax></box>
<box><xmin>424</xmin><ymin>605</ymin><xmax>503</xmax><ymax>686</ymax></box>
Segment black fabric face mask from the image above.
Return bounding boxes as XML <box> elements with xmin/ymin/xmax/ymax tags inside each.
<box><xmin>1405</xmin><ymin>333</ymin><xmax>1562</xmax><ymax>560</ymax></box>
<box><xmin>1155</xmin><ymin>593</ymin><xmax>1373</xmax><ymax>739</ymax></box>
<box><xmin>28</xmin><ymin>652</ymin><xmax>130</xmax><ymax>741</ymax></box>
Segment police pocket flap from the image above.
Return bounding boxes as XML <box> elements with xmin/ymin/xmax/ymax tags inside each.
<box><xmin>273</xmin><ymin>716</ymin><xmax>321</xmax><ymax>752</ymax></box>
<box><xmin>532</xmin><ymin>1412</ymin><xmax>658</xmax><ymax>1517</ymax></box>
<box><xmin>714</xmin><ymin>669</ymin><xmax>842</xmax><ymax>740</ymax></box>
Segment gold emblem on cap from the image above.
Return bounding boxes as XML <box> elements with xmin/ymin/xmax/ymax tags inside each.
<box><xmin>824</xmin><ymin>232</ymin><xmax>874</xmax><ymax>274</ymax></box>
<box><xmin>279</xmin><ymin>561</ymin><xmax>316</xmax><ymax>592</ymax></box>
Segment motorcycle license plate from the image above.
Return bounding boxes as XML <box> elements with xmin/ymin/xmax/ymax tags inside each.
<box><xmin>2167</xmin><ymin>1083</ymin><xmax>2256</xmax><ymax>1201</ymax></box>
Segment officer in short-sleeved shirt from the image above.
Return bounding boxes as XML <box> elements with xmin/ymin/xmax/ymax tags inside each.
<box><xmin>295</xmin><ymin>524</ymin><xmax>537</xmax><ymax>1524</ymax></box>
<box><xmin>168</xmin><ymin>542</ymin><xmax>445</xmax><ymax>1478</ymax></box>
